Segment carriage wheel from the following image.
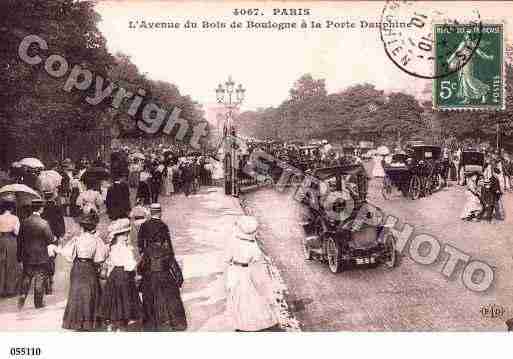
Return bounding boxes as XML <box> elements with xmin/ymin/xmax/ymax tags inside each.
<box><xmin>409</xmin><ymin>175</ymin><xmax>421</xmax><ymax>200</ymax></box>
<box><xmin>381</xmin><ymin>175</ymin><xmax>392</xmax><ymax>200</ymax></box>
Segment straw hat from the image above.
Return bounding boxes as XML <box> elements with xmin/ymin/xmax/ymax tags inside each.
<box><xmin>107</xmin><ymin>218</ymin><xmax>131</xmax><ymax>241</ymax></box>
<box><xmin>150</xmin><ymin>203</ymin><xmax>162</xmax><ymax>214</ymax></box>
<box><xmin>236</xmin><ymin>215</ymin><xmax>258</xmax><ymax>235</ymax></box>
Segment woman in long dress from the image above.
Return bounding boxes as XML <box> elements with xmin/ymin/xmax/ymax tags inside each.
<box><xmin>460</xmin><ymin>172</ymin><xmax>483</xmax><ymax>221</ymax></box>
<box><xmin>165</xmin><ymin>164</ymin><xmax>175</xmax><ymax>195</ymax></box>
<box><xmin>225</xmin><ymin>216</ymin><xmax>278</xmax><ymax>332</ymax></box>
<box><xmin>69</xmin><ymin>172</ymin><xmax>82</xmax><ymax>218</ymax></box>
<box><xmin>0</xmin><ymin>197</ymin><xmax>22</xmax><ymax>297</ymax></box>
<box><xmin>136</xmin><ymin>167</ymin><xmax>152</xmax><ymax>205</ymax></box>
<box><xmin>99</xmin><ymin>219</ymin><xmax>142</xmax><ymax>331</ymax></box>
<box><xmin>58</xmin><ymin>212</ymin><xmax>108</xmax><ymax>330</ymax></box>
<box><xmin>138</xmin><ymin>219</ymin><xmax>187</xmax><ymax>331</ymax></box>
<box><xmin>448</xmin><ymin>33</ymin><xmax>494</xmax><ymax>104</ymax></box>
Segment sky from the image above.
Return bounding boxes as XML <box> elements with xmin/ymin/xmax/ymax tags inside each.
<box><xmin>96</xmin><ymin>1</ymin><xmax>512</xmax><ymax>111</ymax></box>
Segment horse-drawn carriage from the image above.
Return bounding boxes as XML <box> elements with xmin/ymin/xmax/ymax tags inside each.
<box><xmin>382</xmin><ymin>145</ymin><xmax>445</xmax><ymax>200</ymax></box>
<box><xmin>459</xmin><ymin>150</ymin><xmax>485</xmax><ymax>185</ymax></box>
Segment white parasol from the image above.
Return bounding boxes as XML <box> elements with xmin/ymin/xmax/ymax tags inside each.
<box><xmin>0</xmin><ymin>183</ymin><xmax>42</xmax><ymax>206</ymax></box>
<box><xmin>19</xmin><ymin>157</ymin><xmax>45</xmax><ymax>169</ymax></box>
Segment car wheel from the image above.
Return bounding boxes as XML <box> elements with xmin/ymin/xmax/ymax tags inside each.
<box><xmin>302</xmin><ymin>236</ymin><xmax>313</xmax><ymax>260</ymax></box>
<box><xmin>384</xmin><ymin>235</ymin><xmax>398</xmax><ymax>269</ymax></box>
<box><xmin>326</xmin><ymin>237</ymin><xmax>342</xmax><ymax>273</ymax></box>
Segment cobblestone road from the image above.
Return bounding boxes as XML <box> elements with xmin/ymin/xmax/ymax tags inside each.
<box><xmin>244</xmin><ymin>166</ymin><xmax>513</xmax><ymax>331</ymax></box>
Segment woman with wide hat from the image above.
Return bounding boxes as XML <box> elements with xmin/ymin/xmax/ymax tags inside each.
<box><xmin>225</xmin><ymin>215</ymin><xmax>279</xmax><ymax>331</ymax></box>
<box><xmin>57</xmin><ymin>211</ymin><xmax>108</xmax><ymax>330</ymax></box>
<box><xmin>99</xmin><ymin>219</ymin><xmax>142</xmax><ymax>331</ymax></box>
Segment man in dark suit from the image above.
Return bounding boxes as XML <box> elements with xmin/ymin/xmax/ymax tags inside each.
<box><xmin>41</xmin><ymin>191</ymin><xmax>65</xmax><ymax>295</ymax></box>
<box><xmin>17</xmin><ymin>198</ymin><xmax>55</xmax><ymax>309</ymax></box>
<box><xmin>106</xmin><ymin>176</ymin><xmax>131</xmax><ymax>220</ymax></box>
<box><xmin>137</xmin><ymin>203</ymin><xmax>170</xmax><ymax>255</ymax></box>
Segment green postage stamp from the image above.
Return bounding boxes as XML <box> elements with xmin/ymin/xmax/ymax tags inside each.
<box><xmin>433</xmin><ymin>22</ymin><xmax>505</xmax><ymax>111</ymax></box>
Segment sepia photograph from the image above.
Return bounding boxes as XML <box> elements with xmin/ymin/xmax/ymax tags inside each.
<box><xmin>0</xmin><ymin>0</ymin><xmax>512</xmax><ymax>357</ymax></box>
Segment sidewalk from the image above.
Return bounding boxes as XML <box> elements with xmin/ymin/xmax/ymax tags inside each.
<box><xmin>0</xmin><ymin>186</ymin><xmax>295</xmax><ymax>331</ymax></box>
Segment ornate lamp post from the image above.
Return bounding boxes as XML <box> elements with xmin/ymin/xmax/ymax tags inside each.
<box><xmin>215</xmin><ymin>76</ymin><xmax>245</xmax><ymax>196</ymax></box>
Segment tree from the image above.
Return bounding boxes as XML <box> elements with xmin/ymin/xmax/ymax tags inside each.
<box><xmin>289</xmin><ymin>74</ymin><xmax>327</xmax><ymax>102</ymax></box>
<box><xmin>0</xmin><ymin>0</ymin><xmax>114</xmax><ymax>165</ymax></box>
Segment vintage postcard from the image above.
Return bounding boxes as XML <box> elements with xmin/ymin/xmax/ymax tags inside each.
<box><xmin>1</xmin><ymin>0</ymin><xmax>513</xmax><ymax>356</ymax></box>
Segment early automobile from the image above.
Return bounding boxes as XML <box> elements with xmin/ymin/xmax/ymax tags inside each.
<box><xmin>299</xmin><ymin>165</ymin><xmax>399</xmax><ymax>273</ymax></box>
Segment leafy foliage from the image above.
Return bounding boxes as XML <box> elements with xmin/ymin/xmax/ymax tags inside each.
<box><xmin>0</xmin><ymin>0</ymin><xmax>205</xmax><ymax>167</ymax></box>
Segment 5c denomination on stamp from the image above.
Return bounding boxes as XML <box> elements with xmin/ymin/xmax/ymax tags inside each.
<box><xmin>433</xmin><ymin>22</ymin><xmax>505</xmax><ymax>111</ymax></box>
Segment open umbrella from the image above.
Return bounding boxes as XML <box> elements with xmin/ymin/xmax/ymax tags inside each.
<box><xmin>19</xmin><ymin>157</ymin><xmax>45</xmax><ymax>169</ymax></box>
<box><xmin>0</xmin><ymin>183</ymin><xmax>41</xmax><ymax>206</ymax></box>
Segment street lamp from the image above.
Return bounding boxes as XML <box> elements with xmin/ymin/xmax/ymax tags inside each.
<box><xmin>215</xmin><ymin>76</ymin><xmax>245</xmax><ymax>196</ymax></box>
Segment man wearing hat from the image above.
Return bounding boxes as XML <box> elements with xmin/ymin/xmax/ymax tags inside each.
<box><xmin>17</xmin><ymin>198</ymin><xmax>54</xmax><ymax>309</ymax></box>
<box><xmin>41</xmin><ymin>191</ymin><xmax>65</xmax><ymax>294</ymax></box>
<box><xmin>137</xmin><ymin>203</ymin><xmax>169</xmax><ymax>255</ymax></box>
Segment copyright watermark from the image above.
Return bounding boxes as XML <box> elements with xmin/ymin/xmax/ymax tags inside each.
<box><xmin>18</xmin><ymin>34</ymin><xmax>209</xmax><ymax>149</ymax></box>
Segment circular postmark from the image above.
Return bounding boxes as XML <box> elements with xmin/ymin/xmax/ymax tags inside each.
<box><xmin>380</xmin><ymin>1</ymin><xmax>483</xmax><ymax>79</ymax></box>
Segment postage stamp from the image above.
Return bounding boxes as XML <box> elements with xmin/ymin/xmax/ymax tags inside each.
<box><xmin>433</xmin><ymin>22</ymin><xmax>505</xmax><ymax>111</ymax></box>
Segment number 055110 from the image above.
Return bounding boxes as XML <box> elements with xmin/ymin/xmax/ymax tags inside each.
<box><xmin>10</xmin><ymin>347</ymin><xmax>41</xmax><ymax>356</ymax></box>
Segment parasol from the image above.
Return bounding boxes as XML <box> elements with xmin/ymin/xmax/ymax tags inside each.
<box><xmin>376</xmin><ymin>146</ymin><xmax>390</xmax><ymax>156</ymax></box>
<box><xmin>0</xmin><ymin>183</ymin><xmax>42</xmax><ymax>206</ymax></box>
<box><xmin>19</xmin><ymin>157</ymin><xmax>45</xmax><ymax>169</ymax></box>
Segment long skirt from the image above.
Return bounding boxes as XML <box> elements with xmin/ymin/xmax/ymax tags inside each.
<box><xmin>99</xmin><ymin>268</ymin><xmax>142</xmax><ymax>325</ymax></box>
<box><xmin>0</xmin><ymin>233</ymin><xmax>22</xmax><ymax>297</ymax></box>
<box><xmin>225</xmin><ymin>265</ymin><xmax>277</xmax><ymax>331</ymax></box>
<box><xmin>62</xmin><ymin>259</ymin><xmax>102</xmax><ymax>330</ymax></box>
<box><xmin>141</xmin><ymin>271</ymin><xmax>187</xmax><ymax>331</ymax></box>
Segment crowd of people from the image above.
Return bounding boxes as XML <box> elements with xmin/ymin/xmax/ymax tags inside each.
<box><xmin>0</xmin><ymin>142</ymin><xmax>279</xmax><ymax>332</ymax></box>
<box><xmin>0</xmin><ymin>155</ymin><xmax>190</xmax><ymax>331</ymax></box>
